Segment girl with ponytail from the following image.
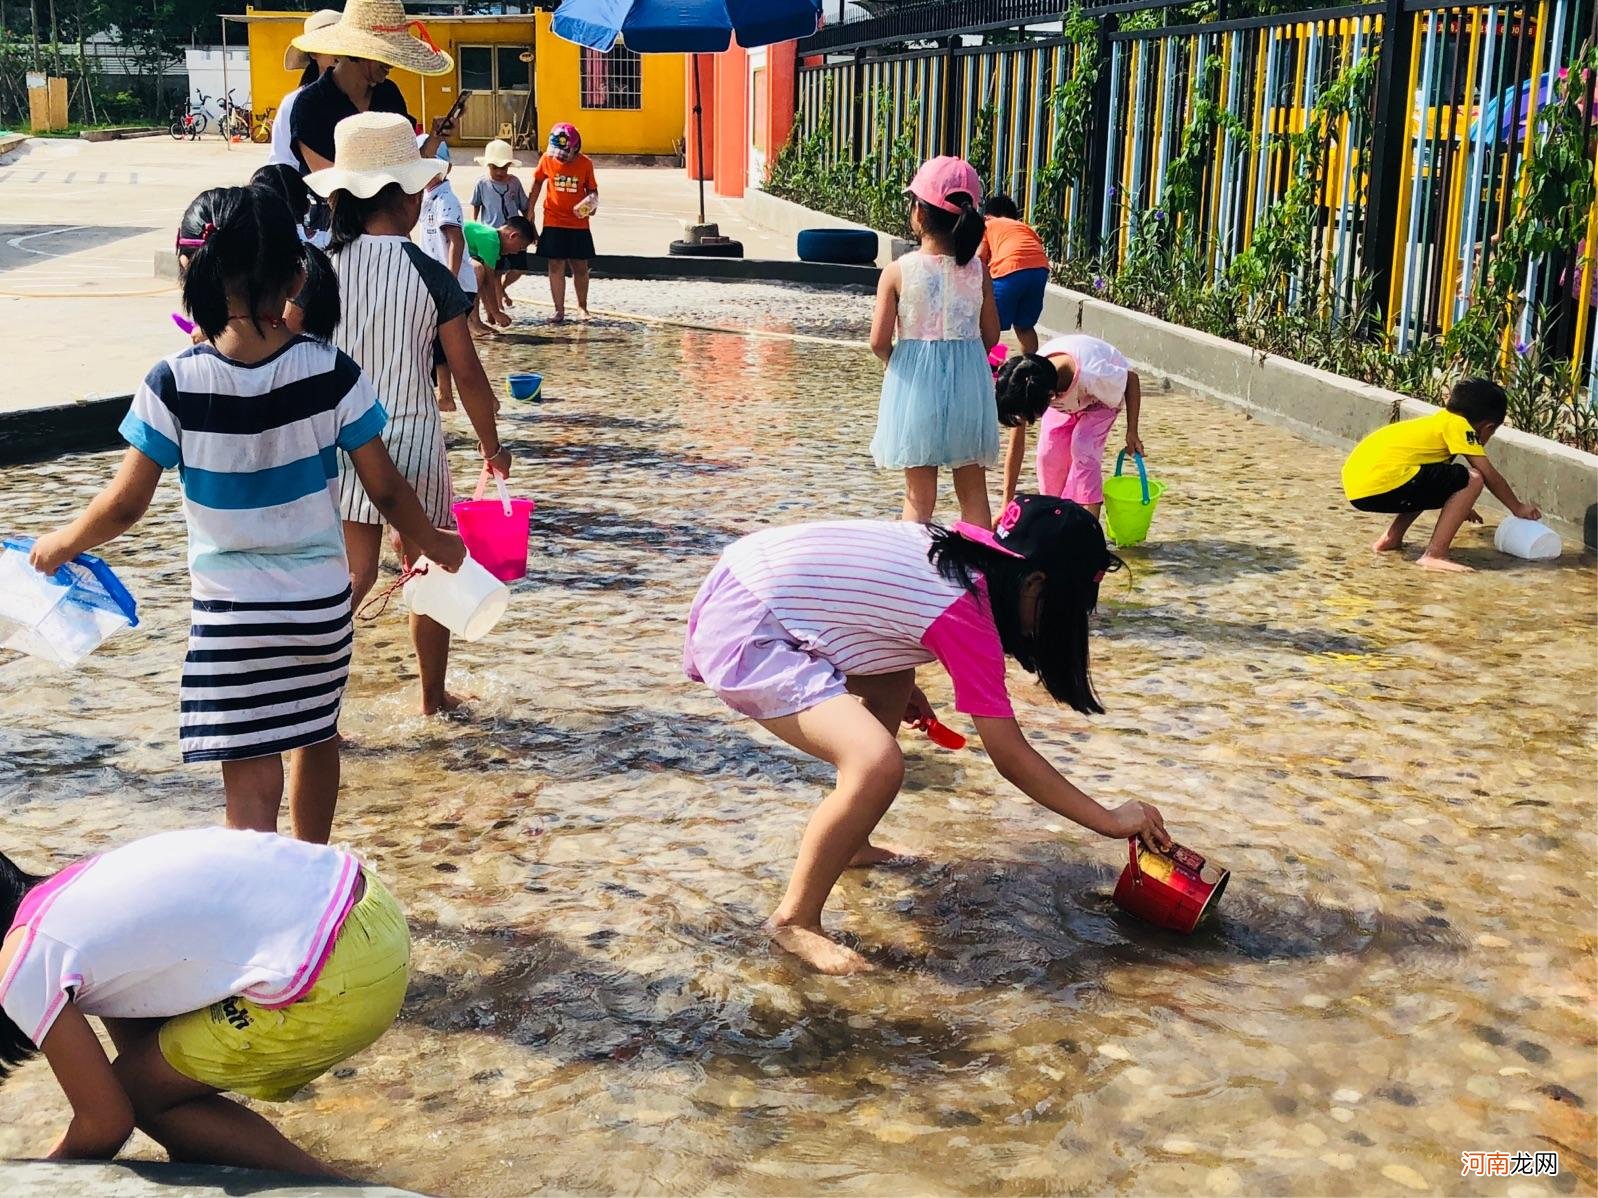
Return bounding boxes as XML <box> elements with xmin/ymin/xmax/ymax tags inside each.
<box><xmin>869</xmin><ymin>156</ymin><xmax>1001</xmax><ymax>527</ymax></box>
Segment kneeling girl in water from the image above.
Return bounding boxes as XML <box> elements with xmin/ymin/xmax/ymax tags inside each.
<box><xmin>684</xmin><ymin>496</ymin><xmax>1172</xmax><ymax>975</ymax></box>
<box><xmin>0</xmin><ymin>827</ymin><xmax>409</xmax><ymax>1177</ymax></box>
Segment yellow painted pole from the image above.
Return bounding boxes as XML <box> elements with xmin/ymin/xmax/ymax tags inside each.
<box><xmin>1566</xmin><ymin>129</ymin><xmax>1598</xmax><ymax>373</ymax></box>
<box><xmin>1386</xmin><ymin>10</ymin><xmax>1425</xmax><ymax>330</ymax></box>
<box><xmin>1501</xmin><ymin>0</ymin><xmax>1550</xmax><ymax>357</ymax></box>
<box><xmin>1243</xmin><ymin>30</ymin><xmax>1267</xmax><ymax>242</ymax></box>
<box><xmin>1210</xmin><ymin>31</ymin><xmax>1232</xmax><ymax>276</ymax></box>
<box><xmin>1437</xmin><ymin>8</ymin><xmax>1482</xmax><ymax>332</ymax></box>
<box><xmin>1120</xmin><ymin>42</ymin><xmax>1139</xmax><ymax>258</ymax></box>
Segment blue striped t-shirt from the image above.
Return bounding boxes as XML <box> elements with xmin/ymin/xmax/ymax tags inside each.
<box><xmin>120</xmin><ymin>337</ymin><xmax>387</xmax><ymax>602</ymax></box>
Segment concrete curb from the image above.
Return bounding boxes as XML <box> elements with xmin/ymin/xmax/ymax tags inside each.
<box><xmin>80</xmin><ymin>127</ymin><xmax>165</xmax><ymax>143</ymax></box>
<box><xmin>0</xmin><ymin>1160</ymin><xmax>426</xmax><ymax>1196</ymax></box>
<box><xmin>0</xmin><ymin>132</ymin><xmax>27</xmax><ymax>158</ymax></box>
<box><xmin>0</xmin><ymin>395</ymin><xmax>131</xmax><ymax>466</ymax></box>
<box><xmin>741</xmin><ymin>189</ymin><xmax>912</xmax><ymax>267</ymax></box>
<box><xmin>1040</xmin><ymin>285</ymin><xmax>1598</xmax><ymax>545</ymax></box>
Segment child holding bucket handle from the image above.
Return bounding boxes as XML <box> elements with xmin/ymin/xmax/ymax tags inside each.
<box><xmin>310</xmin><ymin>112</ymin><xmax>512</xmax><ymax>716</ymax></box>
<box><xmin>870</xmin><ymin>156</ymin><xmax>1002</xmax><ymax>528</ymax></box>
<box><xmin>994</xmin><ymin>335</ymin><xmax>1144</xmax><ymax>518</ymax></box>
<box><xmin>29</xmin><ymin>186</ymin><xmax>464</xmax><ymax>843</ymax></box>
<box><xmin>684</xmin><ymin>497</ymin><xmax>1172</xmax><ymax>976</ymax></box>
<box><xmin>1341</xmin><ymin>378</ymin><xmax>1539</xmax><ymax>573</ymax></box>
<box><xmin>0</xmin><ymin>828</ymin><xmax>409</xmax><ymax>1178</ymax></box>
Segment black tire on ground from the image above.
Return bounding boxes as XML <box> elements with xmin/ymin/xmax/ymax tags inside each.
<box><xmin>796</xmin><ymin>227</ymin><xmax>877</xmax><ymax>265</ymax></box>
<box><xmin>668</xmin><ymin>239</ymin><xmax>745</xmax><ymax>258</ymax></box>
<box><xmin>169</xmin><ymin>121</ymin><xmax>186</xmax><ymax>141</ymax></box>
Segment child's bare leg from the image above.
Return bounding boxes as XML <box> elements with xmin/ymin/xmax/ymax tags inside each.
<box><xmin>952</xmin><ymin>464</ymin><xmax>993</xmax><ymax>528</ymax></box>
<box><xmin>286</xmin><ymin>736</ymin><xmax>340</xmax><ymax>844</ymax></box>
<box><xmin>1418</xmin><ymin>468</ymin><xmax>1485</xmax><ymax>573</ymax></box>
<box><xmin>498</xmin><ymin>270</ymin><xmax>517</xmax><ymax>307</ymax></box>
<box><xmin>756</xmin><ymin>693</ymin><xmax>907</xmax><ymax>975</ymax></box>
<box><xmin>221</xmin><ymin>755</ymin><xmax>284</xmax><ymax>833</ymax></box>
<box><xmin>843</xmin><ymin>669</ymin><xmax>918</xmax><ymax>865</ymax></box>
<box><xmin>108</xmin><ymin>1028</ymin><xmax>340</xmax><ymax>1178</ymax></box>
<box><xmin>902</xmin><ymin>466</ymin><xmax>937</xmax><ymax>522</ymax></box>
<box><xmin>547</xmin><ymin>258</ymin><xmax>568</xmax><ymax>320</ymax></box>
<box><xmin>1016</xmin><ymin>326</ymin><xmax>1040</xmax><ymax>355</ymax></box>
<box><xmin>572</xmin><ymin>260</ymin><xmax>591</xmax><ymax>316</ymax></box>
<box><xmin>434</xmin><ymin>364</ymin><xmax>456</xmax><ymax>411</ymax></box>
<box><xmin>1374</xmin><ymin>510</ymin><xmax>1422</xmax><ymax>552</ymax></box>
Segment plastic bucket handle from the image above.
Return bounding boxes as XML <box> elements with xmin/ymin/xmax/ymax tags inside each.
<box><xmin>474</xmin><ymin>466</ymin><xmax>513</xmax><ymax>517</ymax></box>
<box><xmin>1113</xmin><ymin>450</ymin><xmax>1152</xmax><ymax>506</ymax></box>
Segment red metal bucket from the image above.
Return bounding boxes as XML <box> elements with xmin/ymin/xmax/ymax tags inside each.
<box><xmin>1112</xmin><ymin>839</ymin><xmax>1230</xmax><ymax>933</ymax></box>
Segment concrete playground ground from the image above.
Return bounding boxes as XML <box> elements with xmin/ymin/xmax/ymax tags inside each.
<box><xmin>0</xmin><ymin>134</ymin><xmax>786</xmax><ymax>416</ymax></box>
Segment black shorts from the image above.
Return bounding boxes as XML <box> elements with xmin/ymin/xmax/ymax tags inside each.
<box><xmin>498</xmin><ymin>251</ymin><xmax>532</xmax><ymax>272</ymax></box>
<box><xmin>1350</xmin><ymin>461</ymin><xmax>1471</xmax><ymax>513</ymax></box>
<box><xmin>538</xmin><ymin>226</ymin><xmax>595</xmax><ymax>261</ymax></box>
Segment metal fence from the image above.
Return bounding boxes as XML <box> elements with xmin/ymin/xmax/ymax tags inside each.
<box><xmin>793</xmin><ymin>0</ymin><xmax>1598</xmax><ymax>386</ymax></box>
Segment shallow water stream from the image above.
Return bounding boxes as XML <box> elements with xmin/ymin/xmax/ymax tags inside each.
<box><xmin>1</xmin><ymin>282</ymin><xmax>1594</xmax><ymax>1195</ymax></box>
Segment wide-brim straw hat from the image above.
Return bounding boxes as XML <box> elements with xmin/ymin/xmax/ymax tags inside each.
<box><xmin>306</xmin><ymin>111</ymin><xmax>446</xmax><ymax>198</ymax></box>
<box><xmin>292</xmin><ymin>0</ymin><xmax>454</xmax><ymax>76</ymax></box>
<box><xmin>475</xmin><ymin>138</ymin><xmax>515</xmax><ymax>167</ymax></box>
<box><xmin>285</xmin><ymin>9</ymin><xmax>340</xmax><ymax>71</ymax></box>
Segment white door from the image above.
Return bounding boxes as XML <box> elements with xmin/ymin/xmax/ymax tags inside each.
<box><xmin>747</xmin><ymin>47</ymin><xmax>768</xmax><ymax>191</ymax></box>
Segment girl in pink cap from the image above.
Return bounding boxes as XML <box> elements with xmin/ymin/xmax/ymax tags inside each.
<box><xmin>683</xmin><ymin>498</ymin><xmax>1172</xmax><ymax>975</ymax></box>
<box><xmin>869</xmin><ymin>156</ymin><xmax>1002</xmax><ymax>527</ymax></box>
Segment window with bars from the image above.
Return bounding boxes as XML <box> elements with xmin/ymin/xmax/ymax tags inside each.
<box><xmin>580</xmin><ymin>45</ymin><xmax>643</xmax><ymax>110</ymax></box>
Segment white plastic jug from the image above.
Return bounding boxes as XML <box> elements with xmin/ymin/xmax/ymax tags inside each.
<box><xmin>1494</xmin><ymin>516</ymin><xmax>1561</xmax><ymax>561</ymax></box>
<box><xmin>402</xmin><ymin>554</ymin><xmax>509</xmax><ymax>641</ymax></box>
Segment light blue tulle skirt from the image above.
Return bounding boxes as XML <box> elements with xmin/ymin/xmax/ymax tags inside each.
<box><xmin>870</xmin><ymin>339</ymin><xmax>999</xmax><ymax>470</ymax></box>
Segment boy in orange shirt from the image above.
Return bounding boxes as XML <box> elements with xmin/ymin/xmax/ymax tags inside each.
<box><xmin>980</xmin><ymin>195</ymin><xmax>1050</xmax><ymax>354</ymax></box>
<box><xmin>530</xmin><ymin>122</ymin><xmax>598</xmax><ymax>322</ymax></box>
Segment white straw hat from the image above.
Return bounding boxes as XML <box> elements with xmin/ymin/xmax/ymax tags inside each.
<box><xmin>475</xmin><ymin>138</ymin><xmax>515</xmax><ymax>168</ymax></box>
<box><xmin>291</xmin><ymin>0</ymin><xmax>454</xmax><ymax>77</ymax></box>
<box><xmin>284</xmin><ymin>9</ymin><xmax>340</xmax><ymax>71</ymax></box>
<box><xmin>306</xmin><ymin>112</ymin><xmax>446</xmax><ymax>198</ymax></box>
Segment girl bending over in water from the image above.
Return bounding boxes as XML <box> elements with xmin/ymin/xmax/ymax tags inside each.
<box><xmin>684</xmin><ymin>496</ymin><xmax>1172</xmax><ymax>974</ymax></box>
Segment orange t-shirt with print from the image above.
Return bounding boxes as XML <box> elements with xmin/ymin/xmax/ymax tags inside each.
<box><xmin>537</xmin><ymin>152</ymin><xmax>596</xmax><ymax>229</ymax></box>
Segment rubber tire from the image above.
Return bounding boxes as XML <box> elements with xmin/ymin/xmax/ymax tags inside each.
<box><xmin>669</xmin><ymin>239</ymin><xmax>745</xmax><ymax>258</ymax></box>
<box><xmin>170</xmin><ymin>121</ymin><xmax>186</xmax><ymax>141</ymax></box>
<box><xmin>797</xmin><ymin>227</ymin><xmax>877</xmax><ymax>265</ymax></box>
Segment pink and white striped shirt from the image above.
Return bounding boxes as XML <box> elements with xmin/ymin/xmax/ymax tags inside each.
<box><xmin>722</xmin><ymin>520</ymin><xmax>1014</xmax><ymax>718</ymax></box>
<box><xmin>0</xmin><ymin>828</ymin><xmax>360</xmax><ymax>1046</ymax></box>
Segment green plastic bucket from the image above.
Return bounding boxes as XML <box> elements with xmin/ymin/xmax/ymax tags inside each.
<box><xmin>1101</xmin><ymin>451</ymin><xmax>1165</xmax><ymax>546</ymax></box>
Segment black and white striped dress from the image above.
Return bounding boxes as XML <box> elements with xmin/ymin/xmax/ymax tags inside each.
<box><xmin>330</xmin><ymin>234</ymin><xmax>473</xmax><ymax>527</ymax></box>
<box><xmin>117</xmin><ymin>339</ymin><xmax>388</xmax><ymax>763</ymax></box>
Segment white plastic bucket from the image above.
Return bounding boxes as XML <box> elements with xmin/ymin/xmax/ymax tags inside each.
<box><xmin>0</xmin><ymin>541</ymin><xmax>139</xmax><ymax>666</ymax></box>
<box><xmin>1494</xmin><ymin>516</ymin><xmax>1561</xmax><ymax>561</ymax></box>
<box><xmin>402</xmin><ymin>554</ymin><xmax>509</xmax><ymax>641</ymax></box>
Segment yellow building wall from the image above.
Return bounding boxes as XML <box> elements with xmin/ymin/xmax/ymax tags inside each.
<box><xmin>244</xmin><ymin>9</ymin><xmax>684</xmax><ymax>155</ymax></box>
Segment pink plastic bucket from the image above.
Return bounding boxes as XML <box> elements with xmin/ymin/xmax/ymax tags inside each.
<box><xmin>988</xmin><ymin>343</ymin><xmax>1010</xmax><ymax>376</ymax></box>
<box><xmin>452</xmin><ymin>469</ymin><xmax>534</xmax><ymax>582</ymax></box>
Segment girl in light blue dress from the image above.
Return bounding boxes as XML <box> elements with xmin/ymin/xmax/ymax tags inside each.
<box><xmin>868</xmin><ymin>155</ymin><xmax>1001</xmax><ymax>526</ymax></box>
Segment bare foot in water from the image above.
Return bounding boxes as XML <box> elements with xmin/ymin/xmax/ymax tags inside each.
<box><xmin>765</xmin><ymin>922</ymin><xmax>872</xmax><ymax>975</ymax></box>
<box><xmin>421</xmin><ymin>690</ymin><xmax>474</xmax><ymax>716</ymax></box>
<box><xmin>1372</xmin><ymin>532</ymin><xmax>1405</xmax><ymax>553</ymax></box>
<box><xmin>848</xmin><ymin>841</ymin><xmax>914</xmax><ymax>867</ymax></box>
<box><xmin>1417</xmin><ymin>553</ymin><xmax>1472</xmax><ymax>573</ymax></box>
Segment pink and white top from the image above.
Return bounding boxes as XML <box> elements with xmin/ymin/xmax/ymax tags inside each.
<box><xmin>897</xmin><ymin>251</ymin><xmax>986</xmax><ymax>342</ymax></box>
<box><xmin>0</xmin><ymin>828</ymin><xmax>361</xmax><ymax>1046</ymax></box>
<box><xmin>1041</xmin><ymin>334</ymin><xmax>1131</xmax><ymax>414</ymax></box>
<box><xmin>722</xmin><ymin>520</ymin><xmax>1014</xmax><ymax>718</ymax></box>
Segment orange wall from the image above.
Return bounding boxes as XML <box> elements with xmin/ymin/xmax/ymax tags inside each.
<box><xmin>683</xmin><ymin>55</ymin><xmax>716</xmax><ymax>181</ymax></box>
<box><xmin>685</xmin><ymin>42</ymin><xmax>798</xmax><ymax>198</ymax></box>
<box><xmin>711</xmin><ymin>45</ymin><xmax>747</xmax><ymax>198</ymax></box>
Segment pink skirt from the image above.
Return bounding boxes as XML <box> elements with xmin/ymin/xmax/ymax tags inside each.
<box><xmin>683</xmin><ymin>564</ymin><xmax>848</xmax><ymax>721</ymax></box>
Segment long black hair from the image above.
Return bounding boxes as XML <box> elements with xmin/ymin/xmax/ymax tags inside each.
<box><xmin>293</xmin><ymin>242</ymin><xmax>340</xmax><ymax>341</ymax></box>
<box><xmin>250</xmin><ymin>163</ymin><xmax>312</xmax><ymax>226</ymax></box>
<box><xmin>926</xmin><ymin>523</ymin><xmax>1121</xmax><ymax>714</ymax></box>
<box><xmin>177</xmin><ymin>186</ymin><xmax>308</xmax><ymax>340</ymax></box>
<box><xmin>995</xmin><ymin>352</ymin><xmax>1064</xmax><ymax>428</ymax></box>
<box><xmin>299</xmin><ymin>60</ymin><xmax>321</xmax><ymax>89</ymax></box>
<box><xmin>0</xmin><ymin>851</ymin><xmax>45</xmax><ymax>1083</ymax></box>
<box><xmin>327</xmin><ymin>183</ymin><xmax>411</xmax><ymax>253</ymax></box>
<box><xmin>913</xmin><ymin>194</ymin><xmax>984</xmax><ymax>266</ymax></box>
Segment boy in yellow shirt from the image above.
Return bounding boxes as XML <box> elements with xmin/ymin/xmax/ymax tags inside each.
<box><xmin>1342</xmin><ymin>378</ymin><xmax>1540</xmax><ymax>572</ymax></box>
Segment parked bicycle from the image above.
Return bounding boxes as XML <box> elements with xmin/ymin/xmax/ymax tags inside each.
<box><xmin>250</xmin><ymin>105</ymin><xmax>277</xmax><ymax>145</ymax></box>
<box><xmin>168</xmin><ymin>93</ymin><xmax>211</xmax><ymax>141</ymax></box>
<box><xmin>217</xmin><ymin>90</ymin><xmax>252</xmax><ymax>142</ymax></box>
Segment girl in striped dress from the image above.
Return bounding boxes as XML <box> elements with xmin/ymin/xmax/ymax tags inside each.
<box><xmin>307</xmin><ymin>111</ymin><xmax>511</xmax><ymax>716</ymax></box>
<box><xmin>28</xmin><ymin>186</ymin><xmax>465</xmax><ymax>842</ymax></box>
<box><xmin>684</xmin><ymin>498</ymin><xmax>1173</xmax><ymax>975</ymax></box>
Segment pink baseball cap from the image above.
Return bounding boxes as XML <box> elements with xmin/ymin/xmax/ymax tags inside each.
<box><xmin>906</xmin><ymin>156</ymin><xmax>983</xmax><ymax>213</ymax></box>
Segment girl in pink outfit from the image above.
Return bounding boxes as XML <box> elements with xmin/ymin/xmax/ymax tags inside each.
<box><xmin>995</xmin><ymin>334</ymin><xmax>1145</xmax><ymax>516</ymax></box>
<box><xmin>683</xmin><ymin>497</ymin><xmax>1172</xmax><ymax>976</ymax></box>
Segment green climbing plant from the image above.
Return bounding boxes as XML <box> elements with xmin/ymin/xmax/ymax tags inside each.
<box><xmin>1032</xmin><ymin>5</ymin><xmax>1102</xmax><ymax>261</ymax></box>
